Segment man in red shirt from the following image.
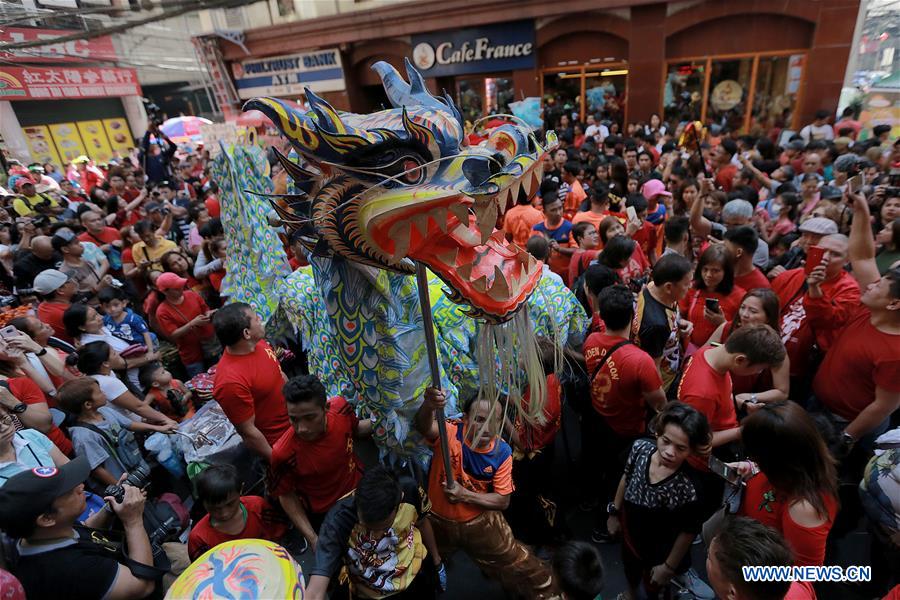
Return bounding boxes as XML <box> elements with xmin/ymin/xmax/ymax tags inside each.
<box><xmin>812</xmin><ymin>193</ymin><xmax>900</xmax><ymax>457</ymax></box>
<box><xmin>34</xmin><ymin>269</ymin><xmax>77</xmax><ymax>343</ymax></box>
<box><xmin>677</xmin><ymin>324</ymin><xmax>785</xmax><ymax>471</ymax></box>
<box><xmin>155</xmin><ymin>272</ymin><xmax>216</xmax><ymax>378</ymax></box>
<box><xmin>78</xmin><ymin>211</ymin><xmax>123</xmax><ymax>273</ymax></box>
<box><xmin>725</xmin><ymin>226</ymin><xmax>771</xmax><ymax>292</ymax></box>
<box><xmin>771</xmin><ymin>234</ymin><xmax>859</xmax><ymax>398</ymax></box>
<box><xmin>713</xmin><ymin>139</ymin><xmax>739</xmax><ymax>192</ymax></box>
<box><xmin>583</xmin><ymin>284</ymin><xmax>665</xmax><ymax>542</ymax></box>
<box><xmin>415</xmin><ymin>388</ymin><xmax>559</xmax><ymax>599</ymax></box>
<box><xmin>212</xmin><ymin>302</ymin><xmax>291</xmax><ymax>461</ymax></box>
<box><xmin>270</xmin><ymin>374</ymin><xmax>369</xmax><ymax>552</ymax></box>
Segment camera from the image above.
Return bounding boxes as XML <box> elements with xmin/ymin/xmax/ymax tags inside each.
<box><xmin>103</xmin><ymin>464</ymin><xmax>151</xmax><ymax>503</ymax></box>
<box><xmin>159</xmin><ymin>207</ymin><xmax>170</xmax><ymax>216</ymax></box>
<box><xmin>885</xmin><ymin>186</ymin><xmax>900</xmax><ymax>197</ymax></box>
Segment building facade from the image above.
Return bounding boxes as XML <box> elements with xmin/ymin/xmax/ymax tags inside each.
<box><xmin>205</xmin><ymin>0</ymin><xmax>861</xmax><ymax>134</ymax></box>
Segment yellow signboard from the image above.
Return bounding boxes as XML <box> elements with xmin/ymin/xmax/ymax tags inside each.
<box><xmin>20</xmin><ymin>125</ymin><xmax>62</xmax><ymax>168</ymax></box>
<box><xmin>48</xmin><ymin>122</ymin><xmax>87</xmax><ymax>164</ymax></box>
<box><xmin>77</xmin><ymin>120</ymin><xmax>114</xmax><ymax>164</ymax></box>
<box><xmin>102</xmin><ymin>118</ymin><xmax>134</xmax><ymax>152</ymax></box>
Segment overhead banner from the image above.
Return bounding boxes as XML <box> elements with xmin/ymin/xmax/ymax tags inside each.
<box><xmin>0</xmin><ymin>66</ymin><xmax>141</xmax><ymax>100</ymax></box>
<box><xmin>231</xmin><ymin>48</ymin><xmax>345</xmax><ymax>100</ymax></box>
<box><xmin>411</xmin><ymin>20</ymin><xmax>535</xmax><ymax>78</ymax></box>
<box><xmin>0</xmin><ymin>27</ymin><xmax>116</xmax><ymax>63</ymax></box>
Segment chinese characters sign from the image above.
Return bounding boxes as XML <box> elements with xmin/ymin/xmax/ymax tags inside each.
<box><xmin>0</xmin><ymin>66</ymin><xmax>141</xmax><ymax>100</ymax></box>
<box><xmin>0</xmin><ymin>28</ymin><xmax>116</xmax><ymax>63</ymax></box>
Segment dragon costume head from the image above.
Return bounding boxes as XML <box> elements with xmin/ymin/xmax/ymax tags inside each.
<box><xmin>245</xmin><ymin>58</ymin><xmax>556</xmax><ymax>322</ymax></box>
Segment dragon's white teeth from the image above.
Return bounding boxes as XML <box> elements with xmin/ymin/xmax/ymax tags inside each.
<box><xmin>451</xmin><ymin>223</ymin><xmax>482</xmax><ymax>246</ymax></box>
<box><xmin>457</xmin><ymin>261</ymin><xmax>473</xmax><ymax>280</ymax></box>
<box><xmin>448</xmin><ymin>203</ymin><xmax>469</xmax><ymax>225</ymax></box>
<box><xmin>522</xmin><ymin>173</ymin><xmax>534</xmax><ymax>198</ymax></box>
<box><xmin>474</xmin><ymin>200</ymin><xmax>497</xmax><ymax>245</ymax></box>
<box><xmin>437</xmin><ymin>248</ymin><xmax>458</xmax><ymax>267</ymax></box>
<box><xmin>411</xmin><ymin>214</ymin><xmax>430</xmax><ymax>237</ymax></box>
<box><xmin>508</xmin><ymin>179</ymin><xmax>521</xmax><ymax>209</ymax></box>
<box><xmin>471</xmin><ymin>275</ymin><xmax>488</xmax><ymax>292</ymax></box>
<box><xmin>517</xmin><ymin>250</ymin><xmax>530</xmax><ymax>264</ymax></box>
<box><xmin>388</xmin><ymin>222</ymin><xmax>410</xmax><ymax>263</ymax></box>
<box><xmin>535</xmin><ymin>159</ymin><xmax>545</xmax><ymax>181</ymax></box>
<box><xmin>527</xmin><ymin>253</ymin><xmax>538</xmax><ymax>271</ymax></box>
<box><xmin>487</xmin><ymin>265</ymin><xmax>510</xmax><ymax>301</ymax></box>
<box><xmin>430</xmin><ymin>208</ymin><xmax>448</xmax><ymax>233</ymax></box>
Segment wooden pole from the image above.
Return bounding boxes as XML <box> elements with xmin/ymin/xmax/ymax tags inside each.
<box><xmin>415</xmin><ymin>263</ymin><xmax>454</xmax><ymax>480</ymax></box>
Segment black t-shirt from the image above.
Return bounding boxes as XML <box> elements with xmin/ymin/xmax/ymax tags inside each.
<box><xmin>621</xmin><ymin>439</ymin><xmax>704</xmax><ymax>571</ymax></box>
<box><xmin>632</xmin><ymin>287</ymin><xmax>681</xmax><ymax>390</ymax></box>
<box><xmin>13</xmin><ymin>252</ymin><xmax>60</xmax><ymax>292</ymax></box>
<box><xmin>14</xmin><ymin>526</ymin><xmax>121</xmax><ymax>599</ymax></box>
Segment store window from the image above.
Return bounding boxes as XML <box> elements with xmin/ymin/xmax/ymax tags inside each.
<box><xmin>750</xmin><ymin>54</ymin><xmax>804</xmax><ymax>134</ymax></box>
<box><xmin>542</xmin><ymin>64</ymin><xmax>628</xmax><ymax>127</ymax></box>
<box><xmin>663</xmin><ymin>61</ymin><xmax>705</xmax><ymax>124</ymax></box>
<box><xmin>455</xmin><ymin>76</ymin><xmax>514</xmax><ymax>123</ymax></box>
<box><xmin>485</xmin><ymin>77</ymin><xmax>514</xmax><ymax>115</ymax></box>
<box><xmin>457</xmin><ymin>78</ymin><xmax>484</xmax><ymax>124</ymax></box>
<box><xmin>663</xmin><ymin>52</ymin><xmax>806</xmax><ymax>134</ymax></box>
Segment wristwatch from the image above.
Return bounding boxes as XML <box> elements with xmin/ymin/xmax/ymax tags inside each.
<box><xmin>35</xmin><ymin>348</ymin><xmax>48</xmax><ymax>357</ymax></box>
<box><xmin>840</xmin><ymin>431</ymin><xmax>855</xmax><ymax>449</ymax></box>
<box><xmin>606</xmin><ymin>502</ymin><xmax>620</xmax><ymax>517</ymax></box>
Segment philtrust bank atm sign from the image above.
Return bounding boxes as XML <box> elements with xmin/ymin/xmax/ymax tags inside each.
<box><xmin>411</xmin><ymin>21</ymin><xmax>535</xmax><ymax>77</ymax></box>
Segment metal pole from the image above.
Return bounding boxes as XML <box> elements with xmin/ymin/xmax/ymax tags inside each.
<box><xmin>415</xmin><ymin>263</ymin><xmax>454</xmax><ymax>480</ymax></box>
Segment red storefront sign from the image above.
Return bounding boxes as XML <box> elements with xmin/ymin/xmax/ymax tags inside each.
<box><xmin>0</xmin><ymin>27</ymin><xmax>116</xmax><ymax>63</ymax></box>
<box><xmin>0</xmin><ymin>66</ymin><xmax>141</xmax><ymax>100</ymax></box>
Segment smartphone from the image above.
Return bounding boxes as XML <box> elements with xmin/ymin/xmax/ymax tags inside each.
<box><xmin>847</xmin><ymin>174</ymin><xmax>864</xmax><ymax>194</ymax></box>
<box><xmin>705</xmin><ymin>297</ymin><xmax>720</xmax><ymax>313</ymax></box>
<box><xmin>805</xmin><ymin>245</ymin><xmax>826</xmax><ymax>275</ymax></box>
<box><xmin>0</xmin><ymin>326</ymin><xmax>18</xmax><ymax>339</ymax></box>
<box><xmin>708</xmin><ymin>456</ymin><xmax>743</xmax><ymax>486</ymax></box>
<box><xmin>625</xmin><ymin>206</ymin><xmax>638</xmax><ymax>224</ymax></box>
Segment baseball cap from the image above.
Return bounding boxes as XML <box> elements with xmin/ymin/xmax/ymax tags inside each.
<box><xmin>787</xmin><ymin>139</ymin><xmax>805</xmax><ymax>151</ymax></box>
<box><xmin>0</xmin><ymin>455</ymin><xmax>90</xmax><ymax>529</ymax></box>
<box><xmin>156</xmin><ymin>272</ymin><xmax>188</xmax><ymax>291</ymax></box>
<box><xmin>799</xmin><ymin>217</ymin><xmax>839</xmax><ymax>235</ymax></box>
<box><xmin>14</xmin><ymin>178</ymin><xmax>34</xmax><ymax>190</ymax></box>
<box><xmin>51</xmin><ymin>229</ymin><xmax>78</xmax><ymax>251</ymax></box>
<box><xmin>33</xmin><ymin>269</ymin><xmax>72</xmax><ymax>295</ymax></box>
<box><xmin>818</xmin><ymin>185</ymin><xmax>843</xmax><ymax>201</ymax></box>
<box><xmin>641</xmin><ymin>178</ymin><xmax>672</xmax><ymax>199</ymax></box>
<box><xmin>144</xmin><ymin>202</ymin><xmax>162</xmax><ymax>213</ymax></box>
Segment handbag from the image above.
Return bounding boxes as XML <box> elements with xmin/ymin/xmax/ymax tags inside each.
<box><xmin>120</xmin><ymin>343</ymin><xmax>149</xmax><ymax>359</ymax></box>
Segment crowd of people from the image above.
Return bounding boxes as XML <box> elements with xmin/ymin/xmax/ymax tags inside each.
<box><xmin>0</xmin><ymin>104</ymin><xmax>894</xmax><ymax>600</ymax></box>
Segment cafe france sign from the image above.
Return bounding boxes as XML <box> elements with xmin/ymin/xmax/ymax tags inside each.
<box><xmin>411</xmin><ymin>21</ymin><xmax>535</xmax><ymax>78</ymax></box>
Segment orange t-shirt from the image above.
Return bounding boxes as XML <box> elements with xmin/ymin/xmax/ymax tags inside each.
<box><xmin>503</xmin><ymin>204</ymin><xmax>544</xmax><ymax>248</ymax></box>
<box><xmin>427</xmin><ymin>420</ymin><xmax>514</xmax><ymax>523</ymax></box>
<box><xmin>564</xmin><ymin>181</ymin><xmax>587</xmax><ymax>220</ymax></box>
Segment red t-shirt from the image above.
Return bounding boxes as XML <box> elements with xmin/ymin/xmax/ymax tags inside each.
<box><xmin>584</xmin><ymin>333</ymin><xmax>661</xmax><ymax>437</ymax></box>
<box><xmin>270</xmin><ymin>396</ymin><xmax>362</xmax><ymax>514</ymax></box>
<box><xmin>155</xmin><ymin>291</ymin><xmax>214</xmax><ymax>364</ymax></box>
<box><xmin>213</xmin><ymin>340</ymin><xmax>291</xmax><ymax>447</ymax></box>
<box><xmin>204</xmin><ymin>196</ymin><xmax>221</xmax><ymax>218</ymax></box>
<box><xmin>678</xmin><ymin>346</ymin><xmax>737</xmax><ymax>432</ymax></box>
<box><xmin>37</xmin><ymin>301</ymin><xmax>72</xmax><ymax>343</ymax></box>
<box><xmin>740</xmin><ymin>471</ymin><xmax>837</xmax><ymax>566</ymax></box>
<box><xmin>773</xmin><ymin>268</ymin><xmax>860</xmax><ymax>377</ymax></box>
<box><xmin>514</xmin><ymin>374</ymin><xmax>561</xmax><ymax>452</ymax></box>
<box><xmin>618</xmin><ymin>245</ymin><xmax>650</xmax><ymax>287</ymax></box>
<box><xmin>8</xmin><ymin>376</ymin><xmax>72</xmax><ymax>456</ymax></box>
<box><xmin>679</xmin><ymin>286</ymin><xmax>745</xmax><ymax>347</ymax></box>
<box><xmin>715</xmin><ymin>164</ymin><xmax>738</xmax><ymax>192</ymax></box>
<box><xmin>568</xmin><ymin>249</ymin><xmax>600</xmax><ymax>284</ymax></box>
<box><xmin>734</xmin><ymin>267</ymin><xmax>771</xmax><ymax>292</ymax></box>
<box><xmin>187</xmin><ymin>495</ymin><xmax>288</xmax><ymax>560</ymax></box>
<box><xmin>78</xmin><ymin>227</ymin><xmax>120</xmax><ymax>248</ymax></box>
<box><xmin>812</xmin><ymin>306</ymin><xmax>900</xmax><ymax>420</ymax></box>
<box><xmin>147</xmin><ymin>380</ymin><xmax>194</xmax><ymax>422</ymax></box>
<box><xmin>630</xmin><ymin>221</ymin><xmax>658</xmax><ymax>260</ymax></box>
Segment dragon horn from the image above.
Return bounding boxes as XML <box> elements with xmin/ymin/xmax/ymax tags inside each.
<box><xmin>305</xmin><ymin>89</ymin><xmax>347</xmax><ymax>134</ymax></box>
<box><xmin>371</xmin><ymin>60</ymin><xmax>411</xmax><ymax>109</ymax></box>
<box><xmin>243</xmin><ymin>97</ymin><xmax>319</xmax><ymax>153</ymax></box>
<box><xmin>404</xmin><ymin>56</ymin><xmax>427</xmax><ymax>95</ymax></box>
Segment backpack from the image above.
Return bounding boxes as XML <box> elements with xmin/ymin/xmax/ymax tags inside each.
<box><xmin>69</xmin><ymin>420</ymin><xmax>145</xmax><ymax>472</ymax></box>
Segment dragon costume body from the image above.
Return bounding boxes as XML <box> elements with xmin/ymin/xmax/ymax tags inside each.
<box><xmin>211</xmin><ymin>59</ymin><xmax>588</xmax><ymax>460</ymax></box>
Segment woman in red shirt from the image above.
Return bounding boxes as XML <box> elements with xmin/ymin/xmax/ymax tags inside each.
<box><xmin>735</xmin><ymin>401</ymin><xmax>838</xmax><ymax>566</ymax></box>
<box><xmin>680</xmin><ymin>245</ymin><xmax>744</xmax><ymax>351</ymax></box>
<box><xmin>707</xmin><ymin>289</ymin><xmax>790</xmax><ymax>408</ymax></box>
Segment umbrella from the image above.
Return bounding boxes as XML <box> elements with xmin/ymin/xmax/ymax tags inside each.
<box><xmin>236</xmin><ymin>109</ymin><xmax>274</xmax><ymax>128</ymax></box>
<box><xmin>160</xmin><ymin>116</ymin><xmax>213</xmax><ymax>144</ymax></box>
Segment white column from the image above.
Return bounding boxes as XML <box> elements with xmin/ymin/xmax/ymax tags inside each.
<box><xmin>121</xmin><ymin>96</ymin><xmax>148</xmax><ymax>144</ymax></box>
<box><xmin>0</xmin><ymin>101</ymin><xmax>32</xmax><ymax>163</ymax></box>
